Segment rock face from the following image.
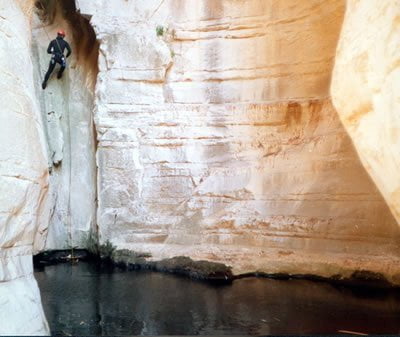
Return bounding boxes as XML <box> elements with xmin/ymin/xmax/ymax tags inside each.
<box><xmin>331</xmin><ymin>1</ymin><xmax>400</xmax><ymax>225</ymax></box>
<box><xmin>2</xmin><ymin>0</ymin><xmax>400</xmax><ymax>332</ymax></box>
<box><xmin>32</xmin><ymin>0</ymin><xmax>98</xmax><ymax>250</ymax></box>
<box><xmin>76</xmin><ymin>0</ymin><xmax>400</xmax><ymax>282</ymax></box>
<box><xmin>0</xmin><ymin>0</ymin><xmax>49</xmax><ymax>334</ymax></box>
<box><xmin>2</xmin><ymin>4</ymin><xmax>400</xmax><ymax>333</ymax></box>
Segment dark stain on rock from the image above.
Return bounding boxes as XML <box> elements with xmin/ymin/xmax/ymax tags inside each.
<box><xmin>285</xmin><ymin>102</ymin><xmax>302</xmax><ymax>126</ymax></box>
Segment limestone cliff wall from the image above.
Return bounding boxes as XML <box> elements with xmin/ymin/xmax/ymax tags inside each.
<box><xmin>0</xmin><ymin>0</ymin><xmax>49</xmax><ymax>334</ymax></box>
<box><xmin>77</xmin><ymin>0</ymin><xmax>400</xmax><ymax>282</ymax></box>
<box><xmin>332</xmin><ymin>1</ymin><xmax>400</xmax><ymax>225</ymax></box>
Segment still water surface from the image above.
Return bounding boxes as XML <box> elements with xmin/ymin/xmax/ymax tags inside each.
<box><xmin>35</xmin><ymin>262</ymin><xmax>400</xmax><ymax>335</ymax></box>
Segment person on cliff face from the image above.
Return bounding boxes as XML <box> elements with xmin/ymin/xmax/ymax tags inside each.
<box><xmin>42</xmin><ymin>30</ymin><xmax>72</xmax><ymax>90</ymax></box>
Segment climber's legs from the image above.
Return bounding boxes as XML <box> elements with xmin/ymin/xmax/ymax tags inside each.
<box><xmin>57</xmin><ymin>64</ymin><xmax>66</xmax><ymax>79</ymax></box>
<box><xmin>42</xmin><ymin>58</ymin><xmax>56</xmax><ymax>89</ymax></box>
<box><xmin>42</xmin><ymin>55</ymin><xmax>67</xmax><ymax>89</ymax></box>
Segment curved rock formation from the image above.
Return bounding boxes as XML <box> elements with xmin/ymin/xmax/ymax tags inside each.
<box><xmin>0</xmin><ymin>0</ymin><xmax>49</xmax><ymax>334</ymax></box>
<box><xmin>332</xmin><ymin>0</ymin><xmax>400</xmax><ymax>225</ymax></box>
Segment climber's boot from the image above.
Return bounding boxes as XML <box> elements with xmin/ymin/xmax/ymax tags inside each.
<box><xmin>42</xmin><ymin>81</ymin><xmax>47</xmax><ymax>89</ymax></box>
<box><xmin>57</xmin><ymin>72</ymin><xmax>63</xmax><ymax>79</ymax></box>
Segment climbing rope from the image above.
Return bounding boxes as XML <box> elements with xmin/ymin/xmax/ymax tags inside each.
<box><xmin>65</xmin><ymin>79</ymin><xmax>74</xmax><ymax>263</ymax></box>
<box><xmin>147</xmin><ymin>0</ymin><xmax>166</xmax><ymax>20</ymax></box>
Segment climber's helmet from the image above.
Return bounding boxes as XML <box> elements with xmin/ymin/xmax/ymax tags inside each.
<box><xmin>57</xmin><ymin>30</ymin><xmax>66</xmax><ymax>38</ymax></box>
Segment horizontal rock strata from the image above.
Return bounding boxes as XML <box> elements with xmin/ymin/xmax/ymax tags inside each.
<box><xmin>75</xmin><ymin>0</ymin><xmax>400</xmax><ymax>282</ymax></box>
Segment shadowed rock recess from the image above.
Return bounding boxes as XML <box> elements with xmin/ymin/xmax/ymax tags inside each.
<box><xmin>1</xmin><ymin>0</ymin><xmax>400</xmax><ymax>334</ymax></box>
<box><xmin>33</xmin><ymin>0</ymin><xmax>99</xmax><ymax>250</ymax></box>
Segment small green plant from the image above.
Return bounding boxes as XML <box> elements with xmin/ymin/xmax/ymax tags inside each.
<box><xmin>86</xmin><ymin>228</ymin><xmax>99</xmax><ymax>256</ymax></box>
<box><xmin>99</xmin><ymin>240</ymin><xmax>116</xmax><ymax>260</ymax></box>
<box><xmin>156</xmin><ymin>25</ymin><xmax>165</xmax><ymax>37</ymax></box>
<box><xmin>170</xmin><ymin>49</ymin><xmax>175</xmax><ymax>58</ymax></box>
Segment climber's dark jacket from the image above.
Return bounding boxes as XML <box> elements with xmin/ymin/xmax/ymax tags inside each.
<box><xmin>47</xmin><ymin>36</ymin><xmax>72</xmax><ymax>58</ymax></box>
<box><xmin>42</xmin><ymin>37</ymin><xmax>72</xmax><ymax>89</ymax></box>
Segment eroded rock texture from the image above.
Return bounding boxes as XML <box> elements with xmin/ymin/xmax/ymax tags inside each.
<box><xmin>32</xmin><ymin>0</ymin><xmax>98</xmax><ymax>249</ymax></box>
<box><xmin>332</xmin><ymin>0</ymin><xmax>400</xmax><ymax>225</ymax></box>
<box><xmin>0</xmin><ymin>0</ymin><xmax>49</xmax><ymax>334</ymax></box>
<box><xmin>76</xmin><ymin>0</ymin><xmax>400</xmax><ymax>282</ymax></box>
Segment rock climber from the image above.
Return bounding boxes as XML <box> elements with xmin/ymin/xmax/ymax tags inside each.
<box><xmin>42</xmin><ymin>30</ymin><xmax>72</xmax><ymax>89</ymax></box>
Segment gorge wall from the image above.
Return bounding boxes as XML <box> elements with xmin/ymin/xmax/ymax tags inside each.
<box><xmin>332</xmin><ymin>0</ymin><xmax>400</xmax><ymax>226</ymax></box>
<box><xmin>78</xmin><ymin>0</ymin><xmax>400</xmax><ymax>281</ymax></box>
<box><xmin>32</xmin><ymin>0</ymin><xmax>98</xmax><ymax>250</ymax></box>
<box><xmin>0</xmin><ymin>0</ymin><xmax>49</xmax><ymax>334</ymax></box>
<box><xmin>2</xmin><ymin>0</ymin><xmax>400</xmax><ymax>333</ymax></box>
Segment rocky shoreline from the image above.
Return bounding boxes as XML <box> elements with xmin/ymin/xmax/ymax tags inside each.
<box><xmin>34</xmin><ymin>249</ymin><xmax>397</xmax><ymax>289</ymax></box>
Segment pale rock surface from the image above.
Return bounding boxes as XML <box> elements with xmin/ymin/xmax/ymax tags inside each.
<box><xmin>0</xmin><ymin>0</ymin><xmax>49</xmax><ymax>334</ymax></box>
<box><xmin>76</xmin><ymin>0</ymin><xmax>400</xmax><ymax>282</ymax></box>
<box><xmin>6</xmin><ymin>0</ymin><xmax>400</xmax><ymax>332</ymax></box>
<box><xmin>1</xmin><ymin>2</ymin><xmax>400</xmax><ymax>333</ymax></box>
<box><xmin>32</xmin><ymin>5</ymin><xmax>98</xmax><ymax>250</ymax></box>
<box><xmin>332</xmin><ymin>0</ymin><xmax>400</xmax><ymax>225</ymax></box>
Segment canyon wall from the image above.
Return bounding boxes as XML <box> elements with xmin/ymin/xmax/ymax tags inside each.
<box><xmin>0</xmin><ymin>0</ymin><xmax>49</xmax><ymax>334</ymax></box>
<box><xmin>332</xmin><ymin>0</ymin><xmax>400</xmax><ymax>226</ymax></box>
<box><xmin>77</xmin><ymin>0</ymin><xmax>400</xmax><ymax>282</ymax></box>
<box><xmin>32</xmin><ymin>1</ymin><xmax>98</xmax><ymax>250</ymax></box>
<box><xmin>1</xmin><ymin>0</ymin><xmax>400</xmax><ymax>332</ymax></box>
<box><xmin>1</xmin><ymin>1</ymin><xmax>400</xmax><ymax>332</ymax></box>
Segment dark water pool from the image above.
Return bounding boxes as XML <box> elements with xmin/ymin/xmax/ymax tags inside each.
<box><xmin>35</xmin><ymin>262</ymin><xmax>400</xmax><ymax>335</ymax></box>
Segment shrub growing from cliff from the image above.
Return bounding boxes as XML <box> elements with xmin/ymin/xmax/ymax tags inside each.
<box><xmin>156</xmin><ymin>25</ymin><xmax>165</xmax><ymax>37</ymax></box>
<box><xmin>86</xmin><ymin>229</ymin><xmax>116</xmax><ymax>261</ymax></box>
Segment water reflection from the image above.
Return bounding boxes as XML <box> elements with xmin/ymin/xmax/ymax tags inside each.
<box><xmin>35</xmin><ymin>262</ymin><xmax>400</xmax><ymax>335</ymax></box>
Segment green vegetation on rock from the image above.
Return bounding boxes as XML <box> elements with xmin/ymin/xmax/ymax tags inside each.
<box><xmin>156</xmin><ymin>25</ymin><xmax>165</xmax><ymax>37</ymax></box>
<box><xmin>85</xmin><ymin>229</ymin><xmax>116</xmax><ymax>260</ymax></box>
